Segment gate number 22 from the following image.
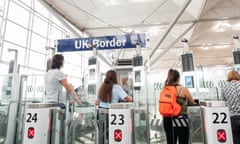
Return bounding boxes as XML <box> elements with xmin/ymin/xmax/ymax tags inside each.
<box><xmin>212</xmin><ymin>112</ymin><xmax>227</xmax><ymax>124</ymax></box>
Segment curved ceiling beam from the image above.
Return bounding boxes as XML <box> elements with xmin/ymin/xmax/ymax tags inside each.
<box><xmin>146</xmin><ymin>0</ymin><xmax>192</xmax><ymax>65</ymax></box>
<box><xmin>63</xmin><ymin>0</ymin><xmax>126</xmax><ymax>34</ymax></box>
<box><xmin>40</xmin><ymin>0</ymin><xmax>87</xmax><ymax>37</ymax></box>
<box><xmin>149</xmin><ymin>23</ymin><xmax>195</xmax><ymax>68</ymax></box>
<box><xmin>83</xmin><ymin>16</ymin><xmax>240</xmax><ymax>31</ymax></box>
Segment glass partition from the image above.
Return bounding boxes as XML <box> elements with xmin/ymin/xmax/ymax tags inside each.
<box><xmin>20</xmin><ymin>74</ymin><xmax>45</xmax><ymax>102</ymax></box>
<box><xmin>0</xmin><ymin>74</ymin><xmax>21</xmax><ymax>144</ymax></box>
<box><xmin>18</xmin><ymin>74</ymin><xmax>98</xmax><ymax>144</ymax></box>
<box><xmin>132</xmin><ymin>70</ymin><xmax>151</xmax><ymax>144</ymax></box>
<box><xmin>146</xmin><ymin>72</ymin><xmax>166</xmax><ymax>143</ymax></box>
<box><xmin>73</xmin><ymin>105</ymin><xmax>97</xmax><ymax>143</ymax></box>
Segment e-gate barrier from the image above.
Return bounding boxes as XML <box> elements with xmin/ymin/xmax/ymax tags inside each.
<box><xmin>187</xmin><ymin>101</ymin><xmax>234</xmax><ymax>144</ymax></box>
<box><xmin>22</xmin><ymin>103</ymin><xmax>62</xmax><ymax>144</ymax></box>
<box><xmin>0</xmin><ymin>73</ymin><xmax>21</xmax><ymax>144</ymax></box>
<box><xmin>109</xmin><ymin>103</ymin><xmax>133</xmax><ymax>144</ymax></box>
<box><xmin>0</xmin><ymin>79</ymin><xmax>235</xmax><ymax>144</ymax></box>
<box><xmin>200</xmin><ymin>101</ymin><xmax>233</xmax><ymax>144</ymax></box>
<box><xmin>0</xmin><ymin>101</ymin><xmax>18</xmax><ymax>144</ymax></box>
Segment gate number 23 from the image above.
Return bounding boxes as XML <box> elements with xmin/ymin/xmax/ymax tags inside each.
<box><xmin>110</xmin><ymin>114</ymin><xmax>125</xmax><ymax>125</ymax></box>
<box><xmin>212</xmin><ymin>112</ymin><xmax>228</xmax><ymax>124</ymax></box>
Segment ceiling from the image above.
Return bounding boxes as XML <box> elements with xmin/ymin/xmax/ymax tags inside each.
<box><xmin>42</xmin><ymin>0</ymin><xmax>240</xmax><ymax>71</ymax></box>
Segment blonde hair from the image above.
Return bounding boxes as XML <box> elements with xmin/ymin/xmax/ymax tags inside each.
<box><xmin>227</xmin><ymin>70</ymin><xmax>240</xmax><ymax>82</ymax></box>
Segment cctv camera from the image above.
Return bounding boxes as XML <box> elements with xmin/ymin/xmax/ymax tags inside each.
<box><xmin>8</xmin><ymin>48</ymin><xmax>17</xmax><ymax>52</ymax></box>
<box><xmin>233</xmin><ymin>34</ymin><xmax>239</xmax><ymax>39</ymax></box>
<box><xmin>181</xmin><ymin>38</ymin><xmax>188</xmax><ymax>43</ymax></box>
<box><xmin>135</xmin><ymin>42</ymin><xmax>140</xmax><ymax>45</ymax></box>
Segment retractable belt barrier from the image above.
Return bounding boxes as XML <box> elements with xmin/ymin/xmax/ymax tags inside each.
<box><xmin>200</xmin><ymin>101</ymin><xmax>233</xmax><ymax>144</ymax></box>
<box><xmin>109</xmin><ymin>103</ymin><xmax>133</xmax><ymax>144</ymax></box>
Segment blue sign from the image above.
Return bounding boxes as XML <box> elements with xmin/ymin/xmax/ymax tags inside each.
<box><xmin>57</xmin><ymin>34</ymin><xmax>146</xmax><ymax>52</ymax></box>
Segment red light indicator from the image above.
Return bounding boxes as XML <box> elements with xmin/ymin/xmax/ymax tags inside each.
<box><xmin>28</xmin><ymin>127</ymin><xmax>35</xmax><ymax>138</ymax></box>
<box><xmin>114</xmin><ymin>129</ymin><xmax>122</xmax><ymax>142</ymax></box>
<box><xmin>217</xmin><ymin>129</ymin><xmax>226</xmax><ymax>142</ymax></box>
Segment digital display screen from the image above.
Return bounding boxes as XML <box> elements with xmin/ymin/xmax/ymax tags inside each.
<box><xmin>237</xmin><ymin>68</ymin><xmax>240</xmax><ymax>74</ymax></box>
<box><xmin>89</xmin><ymin>69</ymin><xmax>95</xmax><ymax>80</ymax></box>
<box><xmin>185</xmin><ymin>76</ymin><xmax>194</xmax><ymax>88</ymax></box>
<box><xmin>88</xmin><ymin>84</ymin><xmax>96</xmax><ymax>95</ymax></box>
<box><xmin>135</xmin><ymin>71</ymin><xmax>141</xmax><ymax>82</ymax></box>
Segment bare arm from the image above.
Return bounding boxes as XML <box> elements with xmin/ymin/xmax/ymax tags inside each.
<box><xmin>94</xmin><ymin>99</ymin><xmax>99</xmax><ymax>105</ymax></box>
<box><xmin>184</xmin><ymin>87</ymin><xmax>196</xmax><ymax>104</ymax></box>
<box><xmin>60</xmin><ymin>78</ymin><xmax>81</xmax><ymax>104</ymax></box>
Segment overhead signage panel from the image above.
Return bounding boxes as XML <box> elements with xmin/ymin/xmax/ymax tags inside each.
<box><xmin>57</xmin><ymin>34</ymin><xmax>146</xmax><ymax>52</ymax></box>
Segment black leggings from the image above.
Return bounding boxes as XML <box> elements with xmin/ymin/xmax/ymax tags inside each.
<box><xmin>230</xmin><ymin>115</ymin><xmax>240</xmax><ymax>144</ymax></box>
<box><xmin>163</xmin><ymin>117</ymin><xmax>189</xmax><ymax>144</ymax></box>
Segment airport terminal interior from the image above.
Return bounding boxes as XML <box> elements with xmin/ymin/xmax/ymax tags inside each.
<box><xmin>0</xmin><ymin>0</ymin><xmax>240</xmax><ymax>143</ymax></box>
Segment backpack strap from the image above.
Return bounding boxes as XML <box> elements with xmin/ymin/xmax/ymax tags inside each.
<box><xmin>177</xmin><ymin>86</ymin><xmax>183</xmax><ymax>96</ymax></box>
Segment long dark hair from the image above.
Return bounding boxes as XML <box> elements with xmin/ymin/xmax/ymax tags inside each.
<box><xmin>164</xmin><ymin>69</ymin><xmax>180</xmax><ymax>86</ymax></box>
<box><xmin>98</xmin><ymin>70</ymin><xmax>119</xmax><ymax>102</ymax></box>
<box><xmin>51</xmin><ymin>54</ymin><xmax>64</xmax><ymax>69</ymax></box>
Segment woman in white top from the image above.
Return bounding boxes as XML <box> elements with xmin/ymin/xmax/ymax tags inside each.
<box><xmin>45</xmin><ymin>54</ymin><xmax>80</xmax><ymax>104</ymax></box>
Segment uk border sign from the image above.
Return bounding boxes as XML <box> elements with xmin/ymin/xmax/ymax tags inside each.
<box><xmin>57</xmin><ymin>33</ymin><xmax>146</xmax><ymax>52</ymax></box>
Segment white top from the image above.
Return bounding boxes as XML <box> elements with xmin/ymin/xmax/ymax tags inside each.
<box><xmin>44</xmin><ymin>69</ymin><xmax>66</xmax><ymax>103</ymax></box>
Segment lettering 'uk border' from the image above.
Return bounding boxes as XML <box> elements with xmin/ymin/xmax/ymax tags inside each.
<box><xmin>57</xmin><ymin>34</ymin><xmax>146</xmax><ymax>52</ymax></box>
<box><xmin>74</xmin><ymin>38</ymin><xmax>126</xmax><ymax>49</ymax></box>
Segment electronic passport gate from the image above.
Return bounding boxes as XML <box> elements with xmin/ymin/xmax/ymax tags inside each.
<box><xmin>200</xmin><ymin>101</ymin><xmax>233</xmax><ymax>144</ymax></box>
<box><xmin>109</xmin><ymin>103</ymin><xmax>133</xmax><ymax>144</ymax></box>
<box><xmin>22</xmin><ymin>103</ymin><xmax>61</xmax><ymax>144</ymax></box>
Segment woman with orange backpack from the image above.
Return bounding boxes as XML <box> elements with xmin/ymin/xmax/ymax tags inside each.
<box><xmin>161</xmin><ymin>69</ymin><xmax>195</xmax><ymax>144</ymax></box>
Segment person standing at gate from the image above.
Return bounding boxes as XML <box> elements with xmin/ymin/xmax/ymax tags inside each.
<box><xmin>44</xmin><ymin>54</ymin><xmax>81</xmax><ymax>105</ymax></box>
<box><xmin>162</xmin><ymin>69</ymin><xmax>195</xmax><ymax>144</ymax></box>
<box><xmin>221</xmin><ymin>70</ymin><xmax>240</xmax><ymax>144</ymax></box>
<box><xmin>95</xmin><ymin>69</ymin><xmax>132</xmax><ymax>108</ymax></box>
<box><xmin>94</xmin><ymin>70</ymin><xmax>132</xmax><ymax>144</ymax></box>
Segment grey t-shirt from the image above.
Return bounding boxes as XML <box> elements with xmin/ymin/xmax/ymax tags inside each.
<box><xmin>45</xmin><ymin>69</ymin><xmax>66</xmax><ymax>103</ymax></box>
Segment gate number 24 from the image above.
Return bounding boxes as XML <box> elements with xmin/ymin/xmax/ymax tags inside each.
<box><xmin>26</xmin><ymin>113</ymin><xmax>38</xmax><ymax>123</ymax></box>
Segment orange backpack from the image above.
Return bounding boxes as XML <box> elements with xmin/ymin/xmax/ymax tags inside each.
<box><xmin>159</xmin><ymin>86</ymin><xmax>181</xmax><ymax>117</ymax></box>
